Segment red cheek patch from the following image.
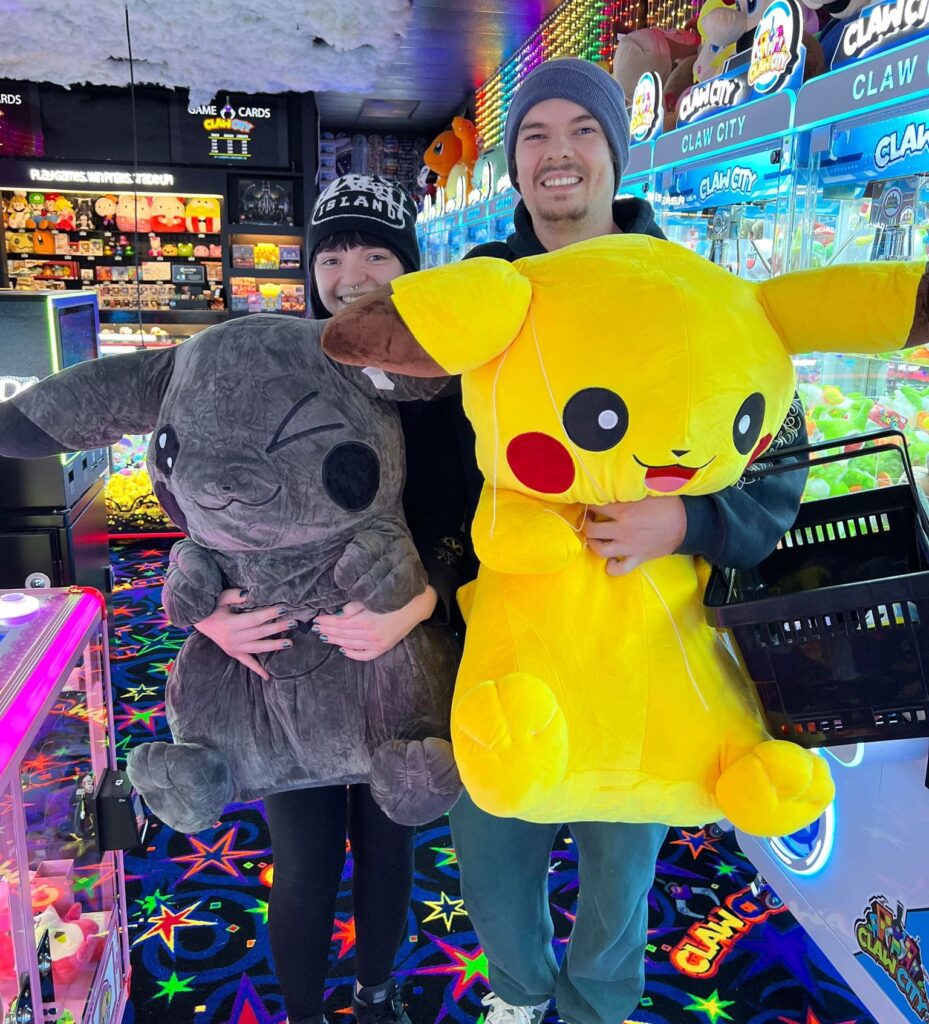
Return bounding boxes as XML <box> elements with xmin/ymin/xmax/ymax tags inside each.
<box><xmin>506</xmin><ymin>432</ymin><xmax>576</xmax><ymax>493</ymax></box>
<box><xmin>749</xmin><ymin>433</ymin><xmax>774</xmax><ymax>464</ymax></box>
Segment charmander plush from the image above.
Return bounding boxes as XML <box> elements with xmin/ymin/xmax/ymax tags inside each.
<box><xmin>0</xmin><ymin>315</ymin><xmax>461</xmax><ymax>833</ymax></box>
<box><xmin>323</xmin><ymin>234</ymin><xmax>929</xmax><ymax>837</ymax></box>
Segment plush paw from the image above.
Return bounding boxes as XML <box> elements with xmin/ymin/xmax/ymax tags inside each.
<box><xmin>127</xmin><ymin>741</ymin><xmax>234</xmax><ymax>834</ymax></box>
<box><xmin>452</xmin><ymin>673</ymin><xmax>569</xmax><ymax>816</ymax></box>
<box><xmin>369</xmin><ymin>738</ymin><xmax>462</xmax><ymax>825</ymax></box>
<box><xmin>716</xmin><ymin>739</ymin><xmax>835</xmax><ymax>837</ymax></box>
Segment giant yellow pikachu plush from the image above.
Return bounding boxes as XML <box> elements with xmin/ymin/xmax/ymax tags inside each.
<box><xmin>323</xmin><ymin>235</ymin><xmax>929</xmax><ymax>837</ymax></box>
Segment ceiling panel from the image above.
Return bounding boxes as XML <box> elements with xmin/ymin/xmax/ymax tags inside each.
<box><xmin>316</xmin><ymin>0</ymin><xmax>563</xmax><ymax>135</ymax></box>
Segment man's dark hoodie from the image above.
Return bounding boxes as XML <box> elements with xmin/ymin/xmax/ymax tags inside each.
<box><xmin>454</xmin><ymin>195</ymin><xmax>808</xmax><ymax>572</ymax></box>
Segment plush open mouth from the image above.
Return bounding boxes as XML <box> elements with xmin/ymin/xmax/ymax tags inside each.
<box><xmin>634</xmin><ymin>456</ymin><xmax>715</xmax><ymax>493</ymax></box>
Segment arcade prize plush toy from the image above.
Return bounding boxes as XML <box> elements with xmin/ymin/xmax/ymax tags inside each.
<box><xmin>0</xmin><ymin>316</ymin><xmax>461</xmax><ymax>834</ymax></box>
<box><xmin>423</xmin><ymin>116</ymin><xmax>479</xmax><ymax>195</ymax></box>
<box><xmin>323</xmin><ymin>234</ymin><xmax>929</xmax><ymax>837</ymax></box>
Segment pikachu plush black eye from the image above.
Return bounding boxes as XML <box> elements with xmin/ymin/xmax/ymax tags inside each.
<box><xmin>733</xmin><ymin>393</ymin><xmax>765</xmax><ymax>455</ymax></box>
<box><xmin>563</xmin><ymin>388</ymin><xmax>628</xmax><ymax>452</ymax></box>
<box><xmin>154</xmin><ymin>425</ymin><xmax>180</xmax><ymax>477</ymax></box>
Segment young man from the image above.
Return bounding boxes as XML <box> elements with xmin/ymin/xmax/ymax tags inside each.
<box><xmin>448</xmin><ymin>58</ymin><xmax>807</xmax><ymax>1024</ymax></box>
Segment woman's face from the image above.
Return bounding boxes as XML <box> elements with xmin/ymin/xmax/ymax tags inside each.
<box><xmin>314</xmin><ymin>245</ymin><xmax>405</xmax><ymax>316</ymax></box>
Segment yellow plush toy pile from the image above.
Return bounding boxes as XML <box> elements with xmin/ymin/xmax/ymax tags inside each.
<box><xmin>323</xmin><ymin>235</ymin><xmax>929</xmax><ymax>837</ymax></box>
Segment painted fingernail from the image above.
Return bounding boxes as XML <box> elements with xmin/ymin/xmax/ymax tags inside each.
<box><xmin>282</xmin><ymin>640</ymin><xmax>293</xmax><ymax>649</ymax></box>
<box><xmin>334</xmin><ymin>610</ymin><xmax>344</xmax><ymax>616</ymax></box>
<box><xmin>277</xmin><ymin>608</ymin><xmax>288</xmax><ymax>616</ymax></box>
<box><xmin>239</xmin><ymin>588</ymin><xmax>249</xmax><ymax>597</ymax></box>
<box><xmin>287</xmin><ymin>620</ymin><xmax>297</xmax><ymax>628</ymax></box>
<box><xmin>319</xmin><ymin>634</ymin><xmax>329</xmax><ymax>643</ymax></box>
<box><xmin>311</xmin><ymin>624</ymin><xmax>321</xmax><ymax>634</ymax></box>
<box><xmin>338</xmin><ymin>647</ymin><xmax>347</xmax><ymax>654</ymax></box>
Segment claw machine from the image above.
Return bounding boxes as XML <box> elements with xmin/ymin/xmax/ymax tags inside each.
<box><xmin>0</xmin><ymin>587</ymin><xmax>133</xmax><ymax>1024</ymax></box>
<box><xmin>651</xmin><ymin>0</ymin><xmax>808</xmax><ymax>278</ymax></box>
<box><xmin>652</xmin><ymin>89</ymin><xmax>799</xmax><ymax>278</ymax></box>
<box><xmin>788</xmin><ymin>18</ymin><xmax>929</xmax><ymax>500</ymax></box>
<box><xmin>728</xmin><ymin>15</ymin><xmax>929</xmax><ymax>1023</ymax></box>
<box><xmin>97</xmin><ymin>321</ymin><xmax>195</xmax><ymax>537</ymax></box>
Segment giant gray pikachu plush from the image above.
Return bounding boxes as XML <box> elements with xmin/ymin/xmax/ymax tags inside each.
<box><xmin>0</xmin><ymin>315</ymin><xmax>461</xmax><ymax>833</ymax></box>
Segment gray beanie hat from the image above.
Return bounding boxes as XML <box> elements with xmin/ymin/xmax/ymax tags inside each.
<box><xmin>503</xmin><ymin>58</ymin><xmax>630</xmax><ymax>193</ymax></box>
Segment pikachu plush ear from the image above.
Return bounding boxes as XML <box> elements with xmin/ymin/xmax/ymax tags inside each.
<box><xmin>758</xmin><ymin>261</ymin><xmax>929</xmax><ymax>356</ymax></box>
<box><xmin>0</xmin><ymin>347</ymin><xmax>175</xmax><ymax>458</ymax></box>
<box><xmin>322</xmin><ymin>257</ymin><xmax>532</xmax><ymax>375</ymax></box>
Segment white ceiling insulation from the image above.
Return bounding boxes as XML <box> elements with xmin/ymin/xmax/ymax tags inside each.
<box><xmin>0</xmin><ymin>0</ymin><xmax>414</xmax><ymax>105</ymax></box>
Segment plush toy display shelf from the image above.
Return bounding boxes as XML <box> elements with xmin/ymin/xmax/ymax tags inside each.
<box><xmin>705</xmin><ymin>430</ymin><xmax>929</xmax><ymax>749</ymax></box>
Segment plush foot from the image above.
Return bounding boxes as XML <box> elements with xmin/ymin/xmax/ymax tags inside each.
<box><xmin>370</xmin><ymin>737</ymin><xmax>462</xmax><ymax>826</ymax></box>
<box><xmin>126</xmin><ymin>741</ymin><xmax>234</xmax><ymax>834</ymax></box>
<box><xmin>716</xmin><ymin>739</ymin><xmax>835</xmax><ymax>837</ymax></box>
<box><xmin>452</xmin><ymin>672</ymin><xmax>568</xmax><ymax>817</ymax></box>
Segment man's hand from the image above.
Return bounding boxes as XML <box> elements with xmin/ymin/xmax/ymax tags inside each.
<box><xmin>312</xmin><ymin>586</ymin><xmax>438</xmax><ymax>662</ymax></box>
<box><xmin>194</xmin><ymin>589</ymin><xmax>294</xmax><ymax>681</ymax></box>
<box><xmin>584</xmin><ymin>498</ymin><xmax>687</xmax><ymax>576</ymax></box>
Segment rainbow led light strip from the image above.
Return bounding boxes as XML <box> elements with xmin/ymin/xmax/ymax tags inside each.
<box><xmin>474</xmin><ymin>0</ymin><xmax>699</xmax><ymax>149</ymax></box>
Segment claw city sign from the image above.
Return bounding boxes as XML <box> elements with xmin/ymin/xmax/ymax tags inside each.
<box><xmin>835</xmin><ymin>0</ymin><xmax>929</xmax><ymax>68</ymax></box>
<box><xmin>630</xmin><ymin>72</ymin><xmax>664</xmax><ymax>143</ymax></box>
<box><xmin>677</xmin><ymin>0</ymin><xmax>805</xmax><ymax>124</ymax></box>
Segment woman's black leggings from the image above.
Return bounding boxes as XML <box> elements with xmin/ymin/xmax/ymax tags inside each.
<box><xmin>264</xmin><ymin>784</ymin><xmax>415</xmax><ymax>1021</ymax></box>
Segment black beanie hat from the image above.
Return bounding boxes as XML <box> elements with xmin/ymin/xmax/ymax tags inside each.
<box><xmin>307</xmin><ymin>174</ymin><xmax>420</xmax><ymax>318</ymax></box>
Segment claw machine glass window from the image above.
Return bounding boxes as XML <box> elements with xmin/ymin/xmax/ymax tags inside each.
<box><xmin>0</xmin><ymin>588</ymin><xmax>130</xmax><ymax>1024</ymax></box>
<box><xmin>99</xmin><ymin>323</ymin><xmax>197</xmax><ymax>536</ymax></box>
<box><xmin>654</xmin><ymin>142</ymin><xmax>796</xmax><ymax>281</ymax></box>
<box><xmin>794</xmin><ymin>89</ymin><xmax>929</xmax><ymax>500</ymax></box>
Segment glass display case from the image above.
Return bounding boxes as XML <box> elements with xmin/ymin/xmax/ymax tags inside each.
<box><xmin>0</xmin><ymin>587</ymin><xmax>129</xmax><ymax>1024</ymax></box>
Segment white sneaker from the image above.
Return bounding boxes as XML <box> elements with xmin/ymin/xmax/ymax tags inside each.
<box><xmin>481</xmin><ymin>991</ymin><xmax>549</xmax><ymax>1024</ymax></box>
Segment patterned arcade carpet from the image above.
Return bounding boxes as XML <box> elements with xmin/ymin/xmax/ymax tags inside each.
<box><xmin>109</xmin><ymin>538</ymin><xmax>876</xmax><ymax>1024</ymax></box>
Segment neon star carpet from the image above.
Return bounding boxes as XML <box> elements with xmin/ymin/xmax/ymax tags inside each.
<box><xmin>109</xmin><ymin>539</ymin><xmax>877</xmax><ymax>1024</ymax></box>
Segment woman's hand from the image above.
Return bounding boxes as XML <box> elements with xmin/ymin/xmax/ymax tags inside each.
<box><xmin>194</xmin><ymin>589</ymin><xmax>294</xmax><ymax>681</ymax></box>
<box><xmin>312</xmin><ymin>586</ymin><xmax>438</xmax><ymax>662</ymax></box>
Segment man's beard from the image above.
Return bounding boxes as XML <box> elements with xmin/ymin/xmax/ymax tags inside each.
<box><xmin>537</xmin><ymin>202</ymin><xmax>588</xmax><ymax>224</ymax></box>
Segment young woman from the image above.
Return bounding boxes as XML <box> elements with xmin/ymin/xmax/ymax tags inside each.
<box><xmin>169</xmin><ymin>175</ymin><xmax>468</xmax><ymax>1024</ymax></box>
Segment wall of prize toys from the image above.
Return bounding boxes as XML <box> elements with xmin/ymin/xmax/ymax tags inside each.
<box><xmin>318</xmin><ymin>132</ymin><xmax>428</xmax><ymax>195</ymax></box>
<box><xmin>1</xmin><ymin>188</ymin><xmax>224</xmax><ymax>310</ymax></box>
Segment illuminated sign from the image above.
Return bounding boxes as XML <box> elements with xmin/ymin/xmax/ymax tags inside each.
<box><xmin>677</xmin><ymin>0</ymin><xmax>805</xmax><ymax>125</ymax></box>
<box><xmin>0</xmin><ymin>83</ymin><xmax>43</xmax><ymax>158</ymax></box>
<box><xmin>630</xmin><ymin>72</ymin><xmax>664</xmax><ymax>143</ymax></box>
<box><xmin>0</xmin><ymin>376</ymin><xmax>38</xmax><ymax>402</ymax></box>
<box><xmin>748</xmin><ymin>0</ymin><xmax>802</xmax><ymax>93</ymax></box>
<box><xmin>171</xmin><ymin>94</ymin><xmax>287</xmax><ymax>167</ymax></box>
<box><xmin>27</xmin><ymin>168</ymin><xmax>175</xmax><ymax>187</ymax></box>
<box><xmin>698</xmin><ymin>164</ymin><xmax>759</xmax><ymax>202</ymax></box>
<box><xmin>875</xmin><ymin>120</ymin><xmax>929</xmax><ymax>170</ymax></box>
<box><xmin>836</xmin><ymin>0</ymin><xmax>929</xmax><ymax>68</ymax></box>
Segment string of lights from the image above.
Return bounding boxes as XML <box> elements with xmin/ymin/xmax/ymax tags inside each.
<box><xmin>474</xmin><ymin>0</ymin><xmax>687</xmax><ymax>149</ymax></box>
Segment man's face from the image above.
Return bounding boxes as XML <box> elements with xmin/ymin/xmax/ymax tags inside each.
<box><xmin>513</xmin><ymin>98</ymin><xmax>615</xmax><ymax>225</ymax></box>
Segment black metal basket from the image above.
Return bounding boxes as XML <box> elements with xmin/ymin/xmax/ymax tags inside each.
<box><xmin>704</xmin><ymin>429</ymin><xmax>929</xmax><ymax>748</ymax></box>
